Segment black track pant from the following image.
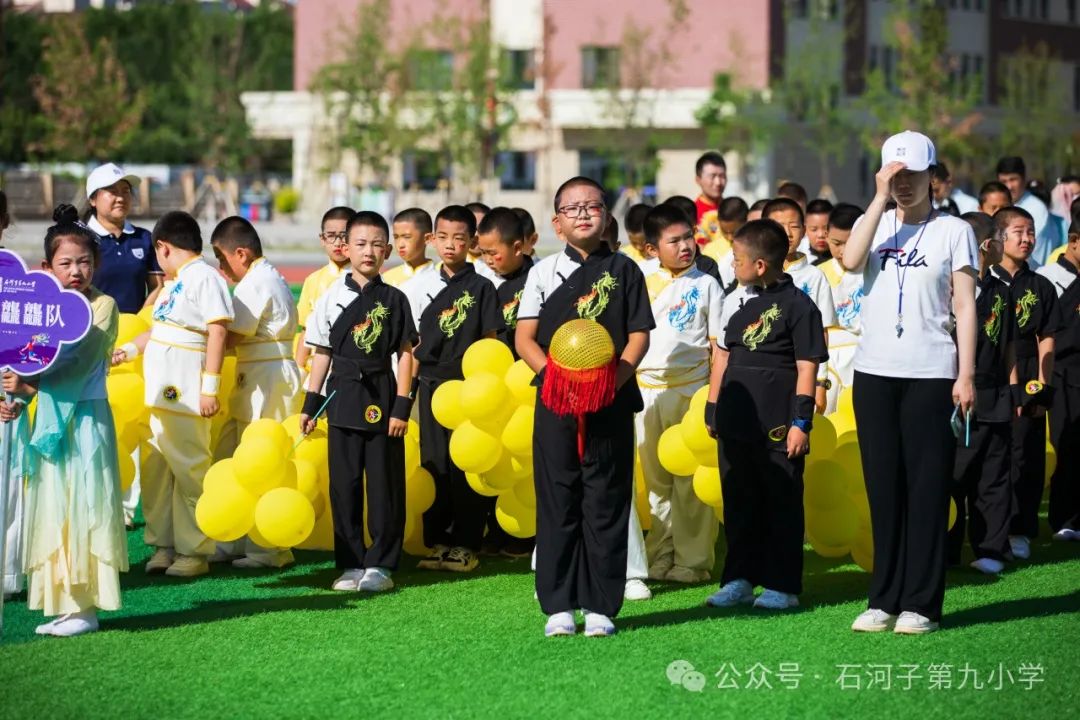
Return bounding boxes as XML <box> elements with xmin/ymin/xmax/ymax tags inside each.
<box><xmin>1009</xmin><ymin>412</ymin><xmax>1047</xmax><ymax>538</ymax></box>
<box><xmin>718</xmin><ymin>438</ymin><xmax>805</xmax><ymax>594</ymax></box>
<box><xmin>418</xmin><ymin>377</ymin><xmax>488</xmax><ymax>551</ymax></box>
<box><xmin>327</xmin><ymin>424</ymin><xmax>405</xmax><ymax>570</ymax></box>
<box><xmin>853</xmin><ymin>371</ymin><xmax>955</xmax><ymax>621</ymax></box>
<box><xmin>948</xmin><ymin>420</ymin><xmax>1012</xmax><ymax>563</ymax></box>
<box><xmin>1048</xmin><ymin>377</ymin><xmax>1080</xmax><ymax>531</ymax></box>
<box><xmin>533</xmin><ymin>401</ymin><xmax>634</xmax><ymax>618</ymax></box>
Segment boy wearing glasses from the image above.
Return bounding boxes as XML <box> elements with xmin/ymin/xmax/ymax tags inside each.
<box><xmin>296</xmin><ymin>206</ymin><xmax>354</xmax><ymax>372</ymax></box>
<box><xmin>302</xmin><ymin>211</ymin><xmax>418</xmax><ymax>592</ymax></box>
<box><xmin>516</xmin><ymin>177</ymin><xmax>654</xmax><ymax>637</ymax></box>
<box><xmin>412</xmin><ymin>205</ymin><xmax>503</xmax><ymax>573</ymax></box>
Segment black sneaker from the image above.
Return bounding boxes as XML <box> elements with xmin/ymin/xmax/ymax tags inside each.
<box><xmin>500</xmin><ymin>538</ymin><xmax>534</xmax><ymax>559</ymax></box>
<box><xmin>417</xmin><ymin>544</ymin><xmax>449</xmax><ymax>570</ymax></box>
<box><xmin>441</xmin><ymin>546</ymin><xmax>479</xmax><ymax>573</ymax></box>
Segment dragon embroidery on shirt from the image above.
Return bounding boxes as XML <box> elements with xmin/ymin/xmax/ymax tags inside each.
<box><xmin>983</xmin><ymin>293</ymin><xmax>1004</xmax><ymax>345</ymax></box>
<box><xmin>153</xmin><ymin>281</ymin><xmax>184</xmax><ymax>322</ymax></box>
<box><xmin>438</xmin><ymin>291</ymin><xmax>475</xmax><ymax>337</ymax></box>
<box><xmin>742</xmin><ymin>303</ymin><xmax>781</xmax><ymax>351</ymax></box>
<box><xmin>1015</xmin><ymin>289</ymin><xmax>1038</xmax><ymax>328</ymax></box>
<box><xmin>352</xmin><ymin>302</ymin><xmax>389</xmax><ymax>353</ymax></box>
<box><xmin>575</xmin><ymin>271</ymin><xmax>617</xmax><ymax>320</ymax></box>
<box><xmin>502</xmin><ymin>290</ymin><xmax>523</xmax><ymax>330</ymax></box>
<box><xmin>667</xmin><ymin>286</ymin><xmax>699</xmax><ymax>332</ymax></box>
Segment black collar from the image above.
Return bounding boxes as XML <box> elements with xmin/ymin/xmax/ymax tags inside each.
<box><xmin>760</xmin><ymin>274</ymin><xmax>794</xmax><ymax>294</ymax></box>
<box><xmin>563</xmin><ymin>242</ymin><xmax>613</xmax><ymax>265</ymax></box>
<box><xmin>344</xmin><ymin>272</ymin><xmax>384</xmax><ymax>294</ymax></box>
<box><xmin>991</xmin><ymin>264</ymin><xmax>1023</xmax><ymax>284</ymax></box>
<box><xmin>441</xmin><ymin>262</ymin><xmax>476</xmax><ymax>284</ymax></box>
<box><xmin>1057</xmin><ymin>255</ymin><xmax>1079</xmax><ymax>277</ymax></box>
<box><xmin>500</xmin><ymin>254</ymin><xmax>534</xmax><ymax>282</ymax></box>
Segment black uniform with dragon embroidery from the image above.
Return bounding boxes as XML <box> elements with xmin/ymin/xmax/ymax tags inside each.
<box><xmin>531</xmin><ymin>244</ymin><xmax>654</xmax><ymax>618</ymax></box>
<box><xmin>496</xmin><ymin>254</ymin><xmax>533</xmax><ymax>359</ymax></box>
<box><xmin>1046</xmin><ymin>257</ymin><xmax>1080</xmax><ymax>532</ymax></box>
<box><xmin>989</xmin><ymin>261</ymin><xmax>1061</xmax><ymax>541</ymax></box>
<box><xmin>314</xmin><ymin>273</ymin><xmax>417</xmax><ymax>572</ymax></box>
<box><xmin>948</xmin><ymin>270</ymin><xmax>1017</xmax><ymax>565</ymax></box>
<box><xmin>415</xmin><ymin>263</ymin><xmax>503</xmax><ymax>556</ymax></box>
<box><xmin>713</xmin><ymin>275</ymin><xmax>825</xmax><ymax>596</ymax></box>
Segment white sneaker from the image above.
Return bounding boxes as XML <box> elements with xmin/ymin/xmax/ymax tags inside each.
<box><xmin>851</xmin><ymin>608</ymin><xmax>897</xmax><ymax>632</ymax></box>
<box><xmin>753</xmin><ymin>589</ymin><xmax>799</xmax><ymax>610</ymax></box>
<box><xmin>232</xmin><ymin>553</ymin><xmax>293</xmax><ymax>570</ymax></box>
<box><xmin>624</xmin><ymin>578</ymin><xmax>652</xmax><ymax>601</ymax></box>
<box><xmin>1009</xmin><ymin>535</ymin><xmax>1031</xmax><ymax>559</ymax></box>
<box><xmin>357</xmin><ymin>567</ymin><xmax>394</xmax><ymax>592</ymax></box>
<box><xmin>48</xmin><ymin>611</ymin><xmax>99</xmax><ymax>637</ymax></box>
<box><xmin>1051</xmin><ymin>525</ymin><xmax>1079</xmax><ymax>542</ymax></box>
<box><xmin>894</xmin><ymin>610</ymin><xmax>939</xmax><ymax>635</ymax></box>
<box><xmin>970</xmin><ymin>557</ymin><xmax>1004</xmax><ymax>575</ymax></box>
<box><xmin>331</xmin><ymin>569</ymin><xmax>364</xmax><ymax>591</ymax></box>
<box><xmin>705</xmin><ymin>579</ymin><xmax>755</xmax><ymax>608</ymax></box>
<box><xmin>35</xmin><ymin>617</ymin><xmax>60</xmax><ymax>635</ymax></box>
<box><xmin>544</xmin><ymin>611</ymin><xmax>576</xmax><ymax>637</ymax></box>
<box><xmin>583</xmin><ymin>611</ymin><xmax>616</xmax><ymax>637</ymax></box>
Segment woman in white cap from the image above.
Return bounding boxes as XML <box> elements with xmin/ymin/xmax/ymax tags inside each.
<box><xmin>841</xmin><ymin>131</ymin><xmax>978</xmax><ymax>634</ymax></box>
<box><xmin>84</xmin><ymin>163</ymin><xmax>164</xmax><ymax>313</ymax></box>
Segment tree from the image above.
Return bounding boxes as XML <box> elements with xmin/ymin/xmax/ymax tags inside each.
<box><xmin>695</xmin><ymin>73</ymin><xmax>782</xmax><ymax>190</ymax></box>
<box><xmin>998</xmin><ymin>43</ymin><xmax>1078</xmax><ymax>180</ymax></box>
<box><xmin>854</xmin><ymin>0</ymin><xmax>983</xmax><ymax>165</ymax></box>
<box><xmin>0</xmin><ymin>9</ymin><xmax>47</xmax><ymax>162</ymax></box>
<box><xmin>31</xmin><ymin>15</ymin><xmax>145</xmax><ymax>160</ymax></box>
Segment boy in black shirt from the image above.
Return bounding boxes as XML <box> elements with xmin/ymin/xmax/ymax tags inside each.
<box><xmin>414</xmin><ymin>205</ymin><xmax>503</xmax><ymax>572</ymax></box>
<box><xmin>476</xmin><ymin>207</ymin><xmax>534</xmax><ymax>359</ymax></box>
<box><xmin>948</xmin><ymin>212</ymin><xmax>1018</xmax><ymax>575</ymax></box>
<box><xmin>516</xmin><ymin>176</ymin><xmax>654</xmax><ymax>637</ymax></box>
<box><xmin>301</xmin><ymin>211</ymin><xmax>418</xmax><ymax>592</ymax></box>
<box><xmin>703</xmin><ymin>219</ymin><xmax>827</xmax><ymax>611</ymax></box>
<box><xmin>988</xmin><ymin>207</ymin><xmax>1061</xmax><ymax>560</ymax></box>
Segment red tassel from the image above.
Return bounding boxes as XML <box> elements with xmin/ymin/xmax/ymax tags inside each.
<box><xmin>541</xmin><ymin>355</ymin><xmax>618</xmax><ymax>417</ymax></box>
<box><xmin>577</xmin><ymin>413</ymin><xmax>586</xmax><ymax>460</ymax></box>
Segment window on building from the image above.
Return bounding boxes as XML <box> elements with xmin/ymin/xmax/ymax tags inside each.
<box><xmin>579</xmin><ymin>149</ymin><xmax>657</xmax><ymax>201</ymax></box>
<box><xmin>495</xmin><ymin>151</ymin><xmax>537</xmax><ymax>191</ymax></box>
<box><xmin>402</xmin><ymin>151</ymin><xmax>447</xmax><ymax>192</ymax></box>
<box><xmin>581</xmin><ymin>46</ymin><xmax>620</xmax><ymax>88</ymax></box>
<box><xmin>406</xmin><ymin>50</ymin><xmax>454</xmax><ymax>91</ymax></box>
<box><xmin>501</xmin><ymin>49</ymin><xmax>536</xmax><ymax>90</ymax></box>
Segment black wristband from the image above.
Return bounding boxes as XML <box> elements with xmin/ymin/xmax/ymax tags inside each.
<box><xmin>409</xmin><ymin>377</ymin><xmax>420</xmax><ymax>400</ymax></box>
<box><xmin>793</xmin><ymin>393</ymin><xmax>815</xmax><ymax>421</ymax></box>
<box><xmin>704</xmin><ymin>401</ymin><xmax>717</xmax><ymax>431</ymax></box>
<box><xmin>1035</xmin><ymin>384</ymin><xmax>1055</xmax><ymax>409</ymax></box>
<box><xmin>302</xmin><ymin>391</ymin><xmax>326</xmax><ymax>418</ymax></box>
<box><xmin>391</xmin><ymin>395</ymin><xmax>413</xmax><ymax>422</ymax></box>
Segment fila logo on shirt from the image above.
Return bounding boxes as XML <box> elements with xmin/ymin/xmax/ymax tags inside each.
<box><xmin>876</xmin><ymin>247</ymin><xmax>929</xmax><ymax>271</ymax></box>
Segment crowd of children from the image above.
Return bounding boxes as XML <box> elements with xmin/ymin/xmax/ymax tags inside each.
<box><xmin>2</xmin><ymin>136</ymin><xmax>1078</xmax><ymax>639</ymax></box>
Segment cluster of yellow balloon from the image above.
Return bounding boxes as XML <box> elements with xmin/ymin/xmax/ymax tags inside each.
<box><xmin>109</xmin><ymin>312</ymin><xmax>152</xmax><ymax>493</ymax></box>
<box><xmin>431</xmin><ymin>339</ymin><xmax>537</xmax><ymax>539</ymax></box>
<box><xmin>655</xmin><ymin>386</ymin><xmax>725</xmax><ymax>525</ymax></box>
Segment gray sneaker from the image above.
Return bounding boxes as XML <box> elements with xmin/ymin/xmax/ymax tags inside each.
<box><xmin>705</xmin><ymin>579</ymin><xmax>755</xmax><ymax>608</ymax></box>
<box><xmin>357</xmin><ymin>567</ymin><xmax>395</xmax><ymax>592</ymax></box>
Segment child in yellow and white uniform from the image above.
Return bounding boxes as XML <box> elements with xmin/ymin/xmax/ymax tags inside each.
<box><xmin>295</xmin><ymin>207</ymin><xmax>353</xmax><ymax>375</ymax></box>
<box><xmin>115</xmin><ymin>212</ymin><xmax>233</xmax><ymax>578</ymax></box>
<box><xmin>764</xmin><ymin>199</ymin><xmax>837</xmax><ymax>412</ymax></box>
<box><xmin>210</xmin><ymin>217</ymin><xmax>302</xmax><ymax>568</ymax></box>
<box><xmin>384</xmin><ymin>207</ymin><xmax>438</xmax><ymax>288</ymax></box>
<box><xmin>820</xmin><ymin>203</ymin><xmax>865</xmax><ymax>414</ymax></box>
<box><xmin>637</xmin><ymin>205</ymin><xmax>724</xmax><ymax>583</ymax></box>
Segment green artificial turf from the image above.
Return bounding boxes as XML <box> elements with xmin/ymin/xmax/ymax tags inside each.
<box><xmin>0</xmin><ymin>515</ymin><xmax>1076</xmax><ymax>719</ymax></box>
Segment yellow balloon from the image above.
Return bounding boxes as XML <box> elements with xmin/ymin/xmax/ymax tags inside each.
<box><xmin>118</xmin><ymin>449</ymin><xmax>135</xmax><ymax>492</ymax></box>
<box><xmin>408</xmin><ymin>418</ymin><xmax>420</xmax><ymax>437</ymax></box>
<box><xmin>116</xmin><ymin>312</ymin><xmax>149</xmax><ymax>347</ymax></box>
<box><xmin>254</xmin><ymin>487</ymin><xmax>316</xmax><ymax>548</ymax></box>
<box><xmin>804</xmin><ymin>460</ymin><xmax>850</xmax><ymax>511</ymax></box>
<box><xmin>294</xmin><ymin>434</ymin><xmax>329</xmax><ymax>470</ymax></box>
<box><xmin>634</xmin><ymin>456</ymin><xmax>651</xmax><ymax>530</ymax></box>
<box><xmin>481</xmin><ymin>451</ymin><xmax>518</xmax><ymax>491</ymax></box>
<box><xmin>247</xmin><ymin>520</ymin><xmax>275</xmax><ymax>549</ymax></box>
<box><xmin>692</xmin><ymin>443</ymin><xmax>718</xmax><ymax>468</ymax></box>
<box><xmin>449</xmin><ymin>422</ymin><xmax>501</xmax><ymax>474</ymax></box>
<box><xmin>460</xmin><ymin>372</ymin><xmax>508</xmax><ymax>423</ymax></box>
<box><xmin>462</xmin><ymin>338</ymin><xmax>514</xmax><ymax>379</ymax></box>
<box><xmin>242</xmin><ymin>418</ymin><xmax>292</xmax><ymax>458</ymax></box>
<box><xmin>504</xmin><ymin>359</ymin><xmax>537</xmax><ymax>407</ymax></box>
<box><xmin>948</xmin><ymin>497</ymin><xmax>957</xmax><ymax>531</ymax></box>
<box><xmin>295</xmin><ymin>507</ymin><xmax>333</xmax><ymax>550</ymax></box>
<box><xmin>136</xmin><ymin>305</ymin><xmax>154</xmax><ymax>327</ymax></box>
<box><xmin>406</xmin><ymin>467</ymin><xmax>436</xmax><ymax>514</ymax></box>
<box><xmin>679</xmin><ymin>409</ymin><xmax>715</xmax><ymax>455</ymax></box>
<box><xmin>403</xmin><ymin>529</ymin><xmax>430</xmax><ymax>557</ymax></box>
<box><xmin>495</xmin><ymin>492</ymin><xmax>536</xmax><ymax>538</ymax></box>
<box><xmin>431</xmin><ymin>379</ymin><xmax>467</xmax><ymax>430</ymax></box>
<box><xmin>832</xmin><ymin>443</ymin><xmax>863</xmax><ymax>488</ymax></box>
<box><xmin>292</xmin><ymin>458</ymin><xmax>320</xmax><ymax>502</ymax></box>
<box><xmin>689</xmin><ymin>385</ymin><xmax>710</xmax><ymax>415</ymax></box>
<box><xmin>509</xmin><ymin>454</ymin><xmax>532</xmax><ymax>480</ymax></box>
<box><xmin>473</xmin><ymin>402</ymin><xmax>514</xmax><ymax>436</ymax></box>
<box><xmin>233</xmin><ymin>436</ymin><xmax>289</xmax><ymax>496</ymax></box>
<box><xmin>657</xmin><ymin>425</ymin><xmax>698</xmax><ymax>477</ymax></box>
<box><xmin>835</xmin><ymin>387</ymin><xmax>854</xmax><ymax>419</ymax></box>
<box><xmin>500</xmin><ymin>405</ymin><xmax>534</xmax><ymax>458</ymax></box>
<box><xmin>713</xmin><ymin>503</ymin><xmax>725</xmax><ymax>524</ymax></box>
<box><xmin>692</xmin><ymin>465</ymin><xmax>723</xmax><ymax>508</ymax></box>
<box><xmin>1045</xmin><ymin>446</ymin><xmax>1056</xmax><ymax>487</ymax></box>
<box><xmin>512</xmin><ymin>478</ymin><xmax>536</xmax><ymax>509</ymax></box>
<box><xmin>106</xmin><ymin>374</ymin><xmax>144</xmax><ymax>426</ymax></box>
<box><xmin>195</xmin><ymin>479</ymin><xmax>257</xmax><ymax>542</ymax></box>
<box><xmin>466</xmin><ymin>471</ymin><xmax>500</xmax><ymax>497</ymax></box>
<box><xmin>851</xmin><ymin>524</ymin><xmax>874</xmax><ymax>572</ymax></box>
<box><xmin>405</xmin><ymin>436</ymin><xmax>420</xmax><ymax>475</ymax></box>
<box><xmin>806</xmin><ymin>497</ymin><xmax>858</xmax><ymax>548</ymax></box>
<box><xmin>203</xmin><ymin>459</ymin><xmax>236</xmax><ymax>495</ymax></box>
<box><xmin>808</xmin><ymin>414</ymin><xmax>837</xmax><ymax>459</ymax></box>
<box><xmin>808</xmin><ymin>534</ymin><xmax>850</xmax><ymax>558</ymax></box>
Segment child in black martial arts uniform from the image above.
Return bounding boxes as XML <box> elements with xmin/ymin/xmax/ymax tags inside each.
<box><xmin>412</xmin><ymin>205</ymin><xmax>502</xmax><ymax>573</ymax></box>
<box><xmin>1037</xmin><ymin>221</ymin><xmax>1080</xmax><ymax>540</ymax></box>
<box><xmin>988</xmin><ymin>207</ymin><xmax>1061</xmax><ymax>560</ymax></box>
<box><xmin>516</xmin><ymin>176</ymin><xmax>654</xmax><ymax>637</ymax></box>
<box><xmin>475</xmin><ymin>207</ymin><xmax>535</xmax><ymax>557</ymax></box>
<box><xmin>703</xmin><ymin>219</ymin><xmax>827</xmax><ymax>611</ymax></box>
<box><xmin>302</xmin><ymin>211</ymin><xmax>417</xmax><ymax>592</ymax></box>
<box><xmin>948</xmin><ymin>212</ymin><xmax>1018</xmax><ymax>575</ymax></box>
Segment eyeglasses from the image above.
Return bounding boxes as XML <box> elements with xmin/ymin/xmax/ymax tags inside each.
<box><xmin>320</xmin><ymin>231</ymin><xmax>348</xmax><ymax>246</ymax></box>
<box><xmin>557</xmin><ymin>203</ymin><xmax>606</xmax><ymax>218</ymax></box>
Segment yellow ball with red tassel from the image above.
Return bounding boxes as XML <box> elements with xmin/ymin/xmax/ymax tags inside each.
<box><xmin>541</xmin><ymin>319</ymin><xmax>617</xmax><ymax>417</ymax></box>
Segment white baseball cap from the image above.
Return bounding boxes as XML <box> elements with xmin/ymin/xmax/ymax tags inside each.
<box><xmin>86</xmin><ymin>163</ymin><xmax>141</xmax><ymax>198</ymax></box>
<box><xmin>880</xmin><ymin>131</ymin><xmax>937</xmax><ymax>172</ymax></box>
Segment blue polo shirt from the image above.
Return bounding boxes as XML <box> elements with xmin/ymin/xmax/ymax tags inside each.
<box><xmin>88</xmin><ymin>215</ymin><xmax>163</xmax><ymax>313</ymax></box>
